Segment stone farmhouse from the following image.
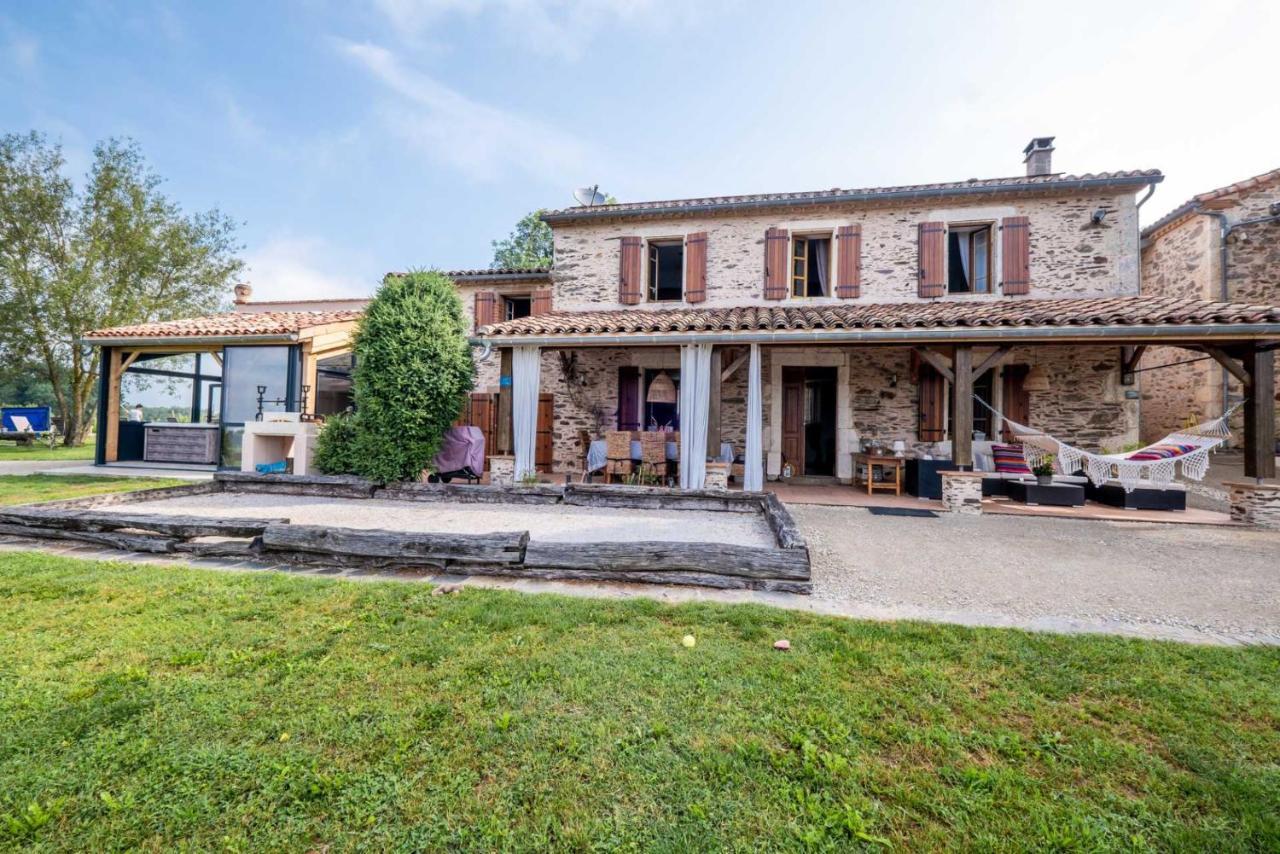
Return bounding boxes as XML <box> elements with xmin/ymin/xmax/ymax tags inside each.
<box><xmin>1139</xmin><ymin>169</ymin><xmax>1280</xmax><ymax>445</ymax></box>
<box><xmin>83</xmin><ymin>138</ymin><xmax>1280</xmax><ymax>492</ymax></box>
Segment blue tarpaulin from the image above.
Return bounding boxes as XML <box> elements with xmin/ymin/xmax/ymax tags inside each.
<box><xmin>2</xmin><ymin>406</ymin><xmax>51</xmax><ymax>432</ymax></box>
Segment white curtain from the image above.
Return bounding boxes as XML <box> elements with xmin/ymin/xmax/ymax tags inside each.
<box><xmin>512</xmin><ymin>345</ymin><xmax>541</xmax><ymax>480</ymax></box>
<box><xmin>678</xmin><ymin>343</ymin><xmax>713</xmax><ymax>489</ymax></box>
<box><xmin>743</xmin><ymin>343</ymin><xmax>764</xmax><ymax>492</ymax></box>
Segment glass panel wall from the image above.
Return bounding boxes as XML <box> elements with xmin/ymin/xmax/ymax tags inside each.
<box><xmin>219</xmin><ymin>345</ymin><xmax>297</xmax><ymax>468</ymax></box>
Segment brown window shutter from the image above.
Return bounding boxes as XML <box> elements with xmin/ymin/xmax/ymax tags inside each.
<box><xmin>918</xmin><ymin>222</ymin><xmax>946</xmax><ymax>298</ymax></box>
<box><xmin>531</xmin><ymin>287</ymin><xmax>553</xmax><ymax>316</ymax></box>
<box><xmin>917</xmin><ymin>364</ymin><xmax>946</xmax><ymax>442</ymax></box>
<box><xmin>684</xmin><ymin>232</ymin><xmax>708</xmax><ymax>303</ymax></box>
<box><xmin>763</xmin><ymin>227</ymin><xmax>789</xmax><ymax>300</ymax></box>
<box><xmin>1001</xmin><ymin>216</ymin><xmax>1030</xmax><ymax>295</ymax></box>
<box><xmin>619</xmin><ymin>236</ymin><xmax>643</xmax><ymax>305</ymax></box>
<box><xmin>474</xmin><ymin>290</ymin><xmax>498</xmax><ymax>328</ymax></box>
<box><xmin>835</xmin><ymin>224</ymin><xmax>862</xmax><ymax>298</ymax></box>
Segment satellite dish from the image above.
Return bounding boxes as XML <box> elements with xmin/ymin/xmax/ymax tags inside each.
<box><xmin>572</xmin><ymin>184</ymin><xmax>608</xmax><ymax>207</ymax></box>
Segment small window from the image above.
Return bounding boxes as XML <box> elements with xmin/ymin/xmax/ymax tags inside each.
<box><xmin>791</xmin><ymin>235</ymin><xmax>831</xmax><ymax>297</ymax></box>
<box><xmin>947</xmin><ymin>225</ymin><xmax>992</xmax><ymax>294</ymax></box>
<box><xmin>647</xmin><ymin>241</ymin><xmax>684</xmax><ymax>301</ymax></box>
<box><xmin>503</xmin><ymin>295</ymin><xmax>532</xmax><ymax>320</ymax></box>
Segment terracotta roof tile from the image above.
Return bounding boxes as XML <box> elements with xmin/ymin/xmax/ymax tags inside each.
<box><xmin>1142</xmin><ymin>167</ymin><xmax>1280</xmax><ymax>238</ymax></box>
<box><xmin>84</xmin><ymin>310</ymin><xmax>363</xmax><ymax>341</ymax></box>
<box><xmin>543</xmin><ymin>171</ymin><xmax>1163</xmax><ymax>223</ymax></box>
<box><xmin>478</xmin><ymin>297</ymin><xmax>1280</xmax><ymax>338</ymax></box>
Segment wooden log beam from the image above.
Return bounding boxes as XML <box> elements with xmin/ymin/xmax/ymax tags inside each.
<box><xmin>0</xmin><ymin>509</ymin><xmax>284</xmax><ymax>538</ymax></box>
<box><xmin>375</xmin><ymin>483</ymin><xmax>564</xmax><ymax>505</ymax></box>
<box><xmin>216</xmin><ymin>471</ymin><xmax>376</xmax><ymax>498</ymax></box>
<box><xmin>952</xmin><ymin>345</ymin><xmax>974</xmax><ymax>468</ymax></box>
<box><xmin>563</xmin><ymin>483</ymin><xmax>761</xmax><ymax>513</ymax></box>
<box><xmin>0</xmin><ymin>522</ymin><xmax>177</xmax><ymax>552</ymax></box>
<box><xmin>461</xmin><ymin>563</ymin><xmax>812</xmax><ymax>595</ymax></box>
<box><xmin>707</xmin><ymin>348</ymin><xmax>722</xmax><ymax>458</ymax></box>
<box><xmin>1242</xmin><ymin>346</ymin><xmax>1276</xmax><ymax>480</ymax></box>
<box><xmin>760</xmin><ymin>492</ymin><xmax>806</xmax><ymax>550</ymax></box>
<box><xmin>522</xmin><ymin>540</ymin><xmax>810</xmax><ymax>581</ymax></box>
<box><xmin>913</xmin><ymin>347</ymin><xmax>955</xmax><ymax>383</ymax></box>
<box><xmin>971</xmin><ymin>346</ymin><xmax>1013</xmax><ymax>381</ymax></box>
<box><xmin>261</xmin><ymin>523</ymin><xmax>529</xmax><ymax>566</ymax></box>
<box><xmin>1202</xmin><ymin>345</ymin><xmax>1251</xmax><ymax>387</ymax></box>
<box><xmin>174</xmin><ymin>538</ymin><xmax>263</xmax><ymax>558</ymax></box>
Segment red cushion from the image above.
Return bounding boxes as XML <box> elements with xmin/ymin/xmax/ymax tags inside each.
<box><xmin>992</xmin><ymin>443</ymin><xmax>1032</xmax><ymax>474</ymax></box>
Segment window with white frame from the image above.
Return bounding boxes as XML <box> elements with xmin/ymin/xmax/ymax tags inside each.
<box><xmin>791</xmin><ymin>234</ymin><xmax>832</xmax><ymax>297</ymax></box>
<box><xmin>947</xmin><ymin>224</ymin><xmax>992</xmax><ymax>294</ymax></box>
<box><xmin>647</xmin><ymin>240</ymin><xmax>684</xmax><ymax>301</ymax></box>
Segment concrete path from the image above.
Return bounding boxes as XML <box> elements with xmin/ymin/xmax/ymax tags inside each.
<box><xmin>0</xmin><ymin>460</ymin><xmax>85</xmax><ymax>476</ymax></box>
<box><xmin>35</xmin><ymin>463</ymin><xmax>214</xmax><ymax>480</ymax></box>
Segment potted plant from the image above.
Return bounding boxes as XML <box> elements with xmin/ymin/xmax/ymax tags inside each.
<box><xmin>1031</xmin><ymin>457</ymin><xmax>1056</xmax><ymax>487</ymax></box>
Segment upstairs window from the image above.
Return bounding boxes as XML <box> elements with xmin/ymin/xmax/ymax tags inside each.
<box><xmin>791</xmin><ymin>235</ymin><xmax>831</xmax><ymax>297</ymax></box>
<box><xmin>948</xmin><ymin>225</ymin><xmax>992</xmax><ymax>294</ymax></box>
<box><xmin>648</xmin><ymin>240</ymin><xmax>684</xmax><ymax>301</ymax></box>
<box><xmin>503</xmin><ymin>295</ymin><xmax>532</xmax><ymax>320</ymax></box>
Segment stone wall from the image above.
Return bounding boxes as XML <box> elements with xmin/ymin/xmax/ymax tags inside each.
<box><xmin>1139</xmin><ymin>179</ymin><xmax>1280</xmax><ymax>444</ymax></box>
<box><xmin>509</xmin><ymin>343</ymin><xmax>1136</xmax><ymax>479</ymax></box>
<box><xmin>550</xmin><ymin>190</ymin><xmax>1141</xmax><ymax>310</ymax></box>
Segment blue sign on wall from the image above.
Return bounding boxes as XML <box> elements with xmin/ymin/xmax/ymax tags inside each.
<box><xmin>499</xmin><ymin>376</ymin><xmax>512</xmax><ymax>387</ymax></box>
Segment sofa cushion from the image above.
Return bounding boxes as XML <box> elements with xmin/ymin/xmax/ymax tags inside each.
<box><xmin>1127</xmin><ymin>443</ymin><xmax>1198</xmax><ymax>462</ymax></box>
<box><xmin>992</xmin><ymin>443</ymin><xmax>1032</xmax><ymax>475</ymax></box>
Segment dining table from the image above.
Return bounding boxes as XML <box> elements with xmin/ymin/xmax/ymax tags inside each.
<box><xmin>587</xmin><ymin>437</ymin><xmax>734</xmax><ymax>474</ymax></box>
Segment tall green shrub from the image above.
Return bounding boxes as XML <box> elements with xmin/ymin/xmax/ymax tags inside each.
<box><xmin>317</xmin><ymin>270</ymin><xmax>474</xmax><ymax>482</ymax></box>
<box><xmin>312</xmin><ymin>410</ymin><xmax>360</xmax><ymax>475</ymax></box>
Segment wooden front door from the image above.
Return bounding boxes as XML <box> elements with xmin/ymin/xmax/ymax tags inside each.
<box><xmin>781</xmin><ymin>367</ymin><xmax>805</xmax><ymax>474</ymax></box>
<box><xmin>617</xmin><ymin>366</ymin><xmax>641</xmax><ymax>431</ymax></box>
<box><xmin>536</xmin><ymin>393</ymin><xmax>554</xmax><ymax>472</ymax></box>
<box><xmin>1002</xmin><ymin>365</ymin><xmax>1030</xmax><ymax>441</ymax></box>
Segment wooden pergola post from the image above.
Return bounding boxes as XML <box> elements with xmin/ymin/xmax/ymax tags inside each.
<box><xmin>1242</xmin><ymin>345</ymin><xmax>1276</xmax><ymax>480</ymax></box>
<box><xmin>952</xmin><ymin>345</ymin><xmax>974</xmax><ymax>468</ymax></box>
<box><xmin>496</xmin><ymin>346</ymin><xmax>513</xmax><ymax>455</ymax></box>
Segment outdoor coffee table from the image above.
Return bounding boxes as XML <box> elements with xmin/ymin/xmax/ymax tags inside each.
<box><xmin>1006</xmin><ymin>479</ymin><xmax>1085</xmax><ymax>507</ymax></box>
<box><xmin>854</xmin><ymin>453</ymin><xmax>904</xmax><ymax>496</ymax></box>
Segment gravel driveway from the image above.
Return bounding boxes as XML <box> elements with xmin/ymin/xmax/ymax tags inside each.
<box><xmin>793</xmin><ymin>505</ymin><xmax>1280</xmax><ymax>645</ymax></box>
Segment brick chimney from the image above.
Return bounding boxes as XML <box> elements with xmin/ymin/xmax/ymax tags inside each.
<box><xmin>233</xmin><ymin>283</ymin><xmax>253</xmax><ymax>304</ymax></box>
<box><xmin>1023</xmin><ymin>137</ymin><xmax>1056</xmax><ymax>177</ymax></box>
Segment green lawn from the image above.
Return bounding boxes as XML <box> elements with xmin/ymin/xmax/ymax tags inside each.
<box><xmin>0</xmin><ymin>475</ymin><xmax>189</xmax><ymax>506</ymax></box>
<box><xmin>0</xmin><ymin>441</ymin><xmax>94</xmax><ymax>461</ymax></box>
<box><xmin>0</xmin><ymin>554</ymin><xmax>1275</xmax><ymax>851</ymax></box>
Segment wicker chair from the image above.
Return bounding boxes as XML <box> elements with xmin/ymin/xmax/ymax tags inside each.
<box><xmin>638</xmin><ymin>432</ymin><xmax>668</xmax><ymax>484</ymax></box>
<box><xmin>605</xmin><ymin>430</ymin><xmax>633</xmax><ymax>483</ymax></box>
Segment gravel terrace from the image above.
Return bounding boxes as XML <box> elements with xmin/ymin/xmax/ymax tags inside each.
<box><xmin>793</xmin><ymin>504</ymin><xmax>1280</xmax><ymax>645</ymax></box>
<box><xmin>119</xmin><ymin>492</ymin><xmax>777</xmax><ymax>547</ymax></box>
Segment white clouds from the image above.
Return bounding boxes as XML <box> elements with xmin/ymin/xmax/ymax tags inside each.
<box><xmin>372</xmin><ymin>0</ymin><xmax>693</xmax><ymax>60</ymax></box>
<box><xmin>244</xmin><ymin>235</ymin><xmax>375</xmax><ymax>301</ymax></box>
<box><xmin>339</xmin><ymin>39</ymin><xmax>598</xmax><ymax>183</ymax></box>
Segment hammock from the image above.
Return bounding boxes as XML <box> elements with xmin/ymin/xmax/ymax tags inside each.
<box><xmin>976</xmin><ymin>398</ymin><xmax>1240</xmax><ymax>492</ymax></box>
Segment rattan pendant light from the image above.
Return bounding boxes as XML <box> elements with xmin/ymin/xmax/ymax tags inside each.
<box><xmin>646</xmin><ymin>371</ymin><xmax>677</xmax><ymax>404</ymax></box>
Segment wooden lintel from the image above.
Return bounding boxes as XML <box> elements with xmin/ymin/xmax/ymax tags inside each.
<box><xmin>971</xmin><ymin>346</ymin><xmax>1013</xmax><ymax>381</ymax></box>
<box><xmin>1202</xmin><ymin>345</ymin><xmax>1251</xmax><ymax>387</ymax></box>
<box><xmin>914</xmin><ymin>347</ymin><xmax>955</xmax><ymax>383</ymax></box>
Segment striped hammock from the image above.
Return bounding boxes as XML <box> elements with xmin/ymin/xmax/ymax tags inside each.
<box><xmin>981</xmin><ymin>400</ymin><xmax>1239</xmax><ymax>492</ymax></box>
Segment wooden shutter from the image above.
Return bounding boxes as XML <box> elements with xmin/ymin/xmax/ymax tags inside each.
<box><xmin>1001</xmin><ymin>216</ymin><xmax>1031</xmax><ymax>295</ymax></box>
<box><xmin>536</xmin><ymin>393</ymin><xmax>554</xmax><ymax>471</ymax></box>
<box><xmin>617</xmin><ymin>366</ymin><xmax>641</xmax><ymax>431</ymax></box>
<box><xmin>763</xmin><ymin>227</ymin><xmax>789</xmax><ymax>300</ymax></box>
<box><xmin>474</xmin><ymin>290</ymin><xmax>499</xmax><ymax>328</ymax></box>
<box><xmin>918</xmin><ymin>365</ymin><xmax>946</xmax><ymax>442</ymax></box>
<box><xmin>619</xmin><ymin>237</ymin><xmax>643</xmax><ymax>305</ymax></box>
<box><xmin>918</xmin><ymin>222</ymin><xmax>946</xmax><ymax>298</ymax></box>
<box><xmin>531</xmin><ymin>287</ymin><xmax>553</xmax><ymax>316</ymax></box>
<box><xmin>684</xmin><ymin>232</ymin><xmax>707</xmax><ymax>303</ymax></box>
<box><xmin>460</xmin><ymin>392</ymin><xmax>497</xmax><ymax>470</ymax></box>
<box><xmin>835</xmin><ymin>224</ymin><xmax>862</xmax><ymax>298</ymax></box>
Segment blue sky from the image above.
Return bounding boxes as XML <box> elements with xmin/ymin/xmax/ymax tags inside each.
<box><xmin>3</xmin><ymin>0</ymin><xmax>1277</xmax><ymax>301</ymax></box>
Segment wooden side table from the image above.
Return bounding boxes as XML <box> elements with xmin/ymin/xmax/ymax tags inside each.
<box><xmin>854</xmin><ymin>453</ymin><xmax>904</xmax><ymax>496</ymax></box>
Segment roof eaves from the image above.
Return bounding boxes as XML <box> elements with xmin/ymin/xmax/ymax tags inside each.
<box><xmin>543</xmin><ymin>172</ymin><xmax>1164</xmax><ymax>224</ymax></box>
